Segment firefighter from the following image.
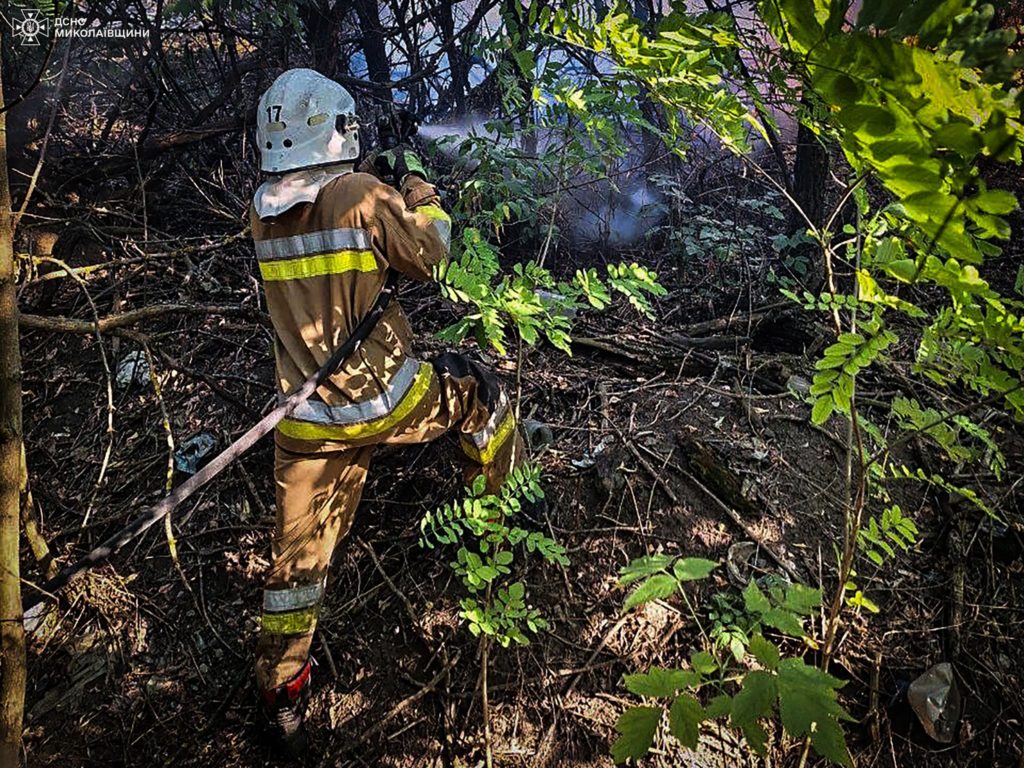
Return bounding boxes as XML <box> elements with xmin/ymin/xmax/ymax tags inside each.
<box><xmin>250</xmin><ymin>68</ymin><xmax>524</xmax><ymax>755</ymax></box>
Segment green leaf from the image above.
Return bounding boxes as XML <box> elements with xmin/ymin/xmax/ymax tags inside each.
<box><xmin>856</xmin><ymin>0</ymin><xmax>902</xmax><ymax>30</ymax></box>
<box><xmin>690</xmin><ymin>650</ymin><xmax>718</xmax><ymax>675</ymax></box>
<box><xmin>902</xmin><ymin>190</ymin><xmax>958</xmax><ymax>222</ymax></box>
<box><xmin>471</xmin><ymin>473</ymin><xmax>487</xmax><ymax>496</ymax></box>
<box><xmin>776</xmin><ymin>658</ymin><xmax>850</xmax><ymax>742</ymax></box>
<box><xmin>672</xmin><ymin>557</ymin><xmax>719</xmax><ymax>581</ymax></box>
<box><xmin>619</xmin><ymin>554</ymin><xmax>673</xmax><ymax>585</ymax></box>
<box><xmin>810</xmin><ymin>715</ymin><xmax>853</xmax><ymax>766</ymax></box>
<box><xmin>623</xmin><ymin>574</ymin><xmax>678</xmax><ymax>611</ymax></box>
<box><xmin>846</xmin><ymin>589</ymin><xmax>881</xmax><ymax>613</ymax></box>
<box><xmin>611</xmin><ymin>706</ymin><xmax>662</xmax><ymax>763</ymax></box>
<box><xmin>730</xmin><ymin>670</ymin><xmax>777</xmax><ymax>728</ymax></box>
<box><xmin>748</xmin><ymin>635</ymin><xmax>781</xmax><ymax>671</ymax></box>
<box><xmin>668</xmin><ymin>694</ymin><xmax>705</xmax><ymax>750</ymax></box>
<box><xmin>811</xmin><ymin>395</ymin><xmax>835</xmax><ymax>425</ymax></box>
<box><xmin>932</xmin><ymin>122</ymin><xmax>980</xmax><ymax>155</ymax></box>
<box><xmin>624</xmin><ymin>668</ymin><xmax>698</xmax><ymax>698</ymax></box>
<box><xmin>782</xmin><ymin>583</ymin><xmax>823</xmax><ymax>614</ymax></box>
<box><xmin>761</xmin><ymin>608</ymin><xmax>806</xmax><ymax>638</ymax></box>
<box><xmin>742</xmin><ymin>581</ymin><xmax>771</xmax><ymax>615</ymax></box>
<box><xmin>705</xmin><ymin>694</ymin><xmax>732</xmax><ymax>719</ymax></box>
<box><xmin>881</xmin><ymin>258</ymin><xmax>919</xmax><ymax>283</ymax></box>
<box><xmin>729</xmin><ymin>636</ymin><xmax>746</xmax><ymax>663</ymax></box>
<box><xmin>838</xmin><ymin>104</ymin><xmax>896</xmax><ymax>137</ymax></box>
<box><xmin>742</xmin><ymin>721</ymin><xmax>769</xmax><ymax>756</ymax></box>
<box><xmin>973</xmin><ymin>189</ymin><xmax>1017</xmax><ymax>215</ymax></box>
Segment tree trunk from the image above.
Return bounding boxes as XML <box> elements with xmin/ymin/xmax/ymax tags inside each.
<box><xmin>789</xmin><ymin>96</ymin><xmax>830</xmax><ymax>288</ymax></box>
<box><xmin>0</xmin><ymin>48</ymin><xmax>27</xmax><ymax>768</ymax></box>
<box><xmin>353</xmin><ymin>0</ymin><xmax>392</xmax><ymax>105</ymax></box>
<box><xmin>436</xmin><ymin>1</ymin><xmax>469</xmax><ymax>115</ymax></box>
<box><xmin>791</xmin><ymin>118</ymin><xmax>828</xmax><ymax>233</ymax></box>
<box><xmin>301</xmin><ymin>0</ymin><xmax>350</xmax><ymax>79</ymax></box>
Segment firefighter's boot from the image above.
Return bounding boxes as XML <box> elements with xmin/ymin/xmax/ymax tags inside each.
<box><xmin>260</xmin><ymin>658</ymin><xmax>311</xmax><ymax>758</ymax></box>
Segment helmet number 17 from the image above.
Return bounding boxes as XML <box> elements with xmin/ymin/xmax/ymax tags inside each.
<box><xmin>266</xmin><ymin>105</ymin><xmax>283</xmax><ymax>123</ymax></box>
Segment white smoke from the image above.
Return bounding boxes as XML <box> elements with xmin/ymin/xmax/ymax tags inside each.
<box><xmin>419</xmin><ymin>119</ymin><xmax>671</xmax><ymax>249</ymax></box>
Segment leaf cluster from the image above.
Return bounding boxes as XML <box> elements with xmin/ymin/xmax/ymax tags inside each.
<box><xmin>419</xmin><ymin>464</ymin><xmax>568</xmax><ymax>647</ymax></box>
<box><xmin>613</xmin><ymin>553</ymin><xmax>849</xmax><ymax>763</ymax></box>
<box><xmin>435</xmin><ymin>229</ymin><xmax>665</xmax><ymax>355</ymax></box>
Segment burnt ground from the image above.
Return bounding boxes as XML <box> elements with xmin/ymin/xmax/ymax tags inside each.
<box><xmin>15</xmin><ymin>197</ymin><xmax>1024</xmax><ymax>768</ymax></box>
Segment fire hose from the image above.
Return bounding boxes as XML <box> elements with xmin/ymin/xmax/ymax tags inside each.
<box><xmin>23</xmin><ymin>270</ymin><xmax>401</xmax><ymax>612</ymax></box>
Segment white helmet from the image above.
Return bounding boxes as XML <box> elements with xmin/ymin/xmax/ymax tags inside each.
<box><xmin>257</xmin><ymin>68</ymin><xmax>361</xmax><ymax>174</ymax></box>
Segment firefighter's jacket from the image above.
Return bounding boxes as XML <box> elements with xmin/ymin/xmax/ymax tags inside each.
<box><xmin>249</xmin><ymin>170</ymin><xmax>452</xmax><ymax>443</ymax></box>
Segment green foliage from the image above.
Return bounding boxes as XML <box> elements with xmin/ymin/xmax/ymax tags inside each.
<box><xmin>436</xmin><ymin>3</ymin><xmax>1023</xmax><ymax>764</ymax></box>
<box><xmin>420</xmin><ymin>465</ymin><xmax>567</xmax><ymax>647</ymax></box>
<box><xmin>611</xmin><ymin>706</ymin><xmax>662</xmax><ymax>763</ymax></box>
<box><xmin>892</xmin><ymin>397</ymin><xmax>1006</xmax><ymax>478</ymax></box>
<box><xmin>434</xmin><ymin>229</ymin><xmax>665</xmax><ymax>355</ymax></box>
<box><xmin>432</xmin><ymin>1</ymin><xmax>678</xmax><ymax>361</ymax></box>
<box><xmin>648</xmin><ymin>177</ymin><xmax>788</xmax><ymax>275</ymax></box>
<box><xmin>426</xmin><ymin>6</ymin><xmax>670</xmax><ymax>364</ymax></box>
<box><xmin>808</xmin><ymin>316</ymin><xmax>898</xmax><ymax>425</ymax></box>
<box><xmin>858</xmin><ymin>504</ymin><xmax>919</xmax><ymax>567</ymax></box>
<box><xmin>745</xmin><ymin>579</ymin><xmax>820</xmax><ymax>641</ymax></box>
<box><xmin>546</xmin><ymin>4</ymin><xmax>761</xmax><ymax>154</ymax></box>
<box><xmin>612</xmin><ymin>554</ymin><xmax>851</xmax><ymax>765</ymax></box>
<box><xmin>618</xmin><ymin>554</ymin><xmax>718</xmax><ymax>611</ymax></box>
<box><xmin>707</xmin><ymin>577</ymin><xmax>821</xmax><ymax>662</ymax></box>
<box><xmin>766</xmin><ymin>0</ymin><xmax>1024</xmax><ymax>425</ymax></box>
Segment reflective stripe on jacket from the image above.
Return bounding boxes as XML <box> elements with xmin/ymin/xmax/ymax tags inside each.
<box><xmin>250</xmin><ymin>172</ymin><xmax>452</xmax><ymax>440</ymax></box>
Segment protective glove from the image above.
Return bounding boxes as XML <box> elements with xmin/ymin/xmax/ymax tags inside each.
<box><xmin>371</xmin><ymin>145</ymin><xmax>428</xmax><ymax>187</ymax></box>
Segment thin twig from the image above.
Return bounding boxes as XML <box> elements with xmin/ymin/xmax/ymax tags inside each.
<box><xmin>32</xmin><ymin>256</ymin><xmax>116</xmax><ymax>529</ymax></box>
<box><xmin>346</xmin><ymin>651</ymin><xmax>462</xmax><ymax>750</ymax></box>
<box><xmin>19</xmin><ymin>303</ymin><xmax>261</xmax><ymax>334</ymax></box>
<box><xmin>14</xmin><ymin>44</ymin><xmax>71</xmax><ymax>229</ymax></box>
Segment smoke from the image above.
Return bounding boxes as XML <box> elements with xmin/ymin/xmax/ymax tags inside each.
<box><xmin>418</xmin><ymin>116</ymin><xmax>494</xmax><ymax>145</ymax></box>
<box><xmin>562</xmin><ymin>179</ymin><xmax>667</xmax><ymax>249</ymax></box>
<box><xmin>419</xmin><ymin>118</ymin><xmax>671</xmax><ymax>250</ymax></box>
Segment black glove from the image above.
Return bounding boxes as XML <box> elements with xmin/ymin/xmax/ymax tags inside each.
<box><xmin>372</xmin><ymin>145</ymin><xmax>427</xmax><ymax>186</ymax></box>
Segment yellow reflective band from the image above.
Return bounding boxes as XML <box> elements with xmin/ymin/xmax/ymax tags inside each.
<box><xmin>258</xmin><ymin>250</ymin><xmax>377</xmax><ymax>282</ymax></box>
<box><xmin>277</xmin><ymin>363</ymin><xmax>433</xmax><ymax>441</ymax></box>
<box><xmin>462</xmin><ymin>409</ymin><xmax>516</xmax><ymax>465</ymax></box>
<box><xmin>417</xmin><ymin>205</ymin><xmax>451</xmax><ymax>224</ymax></box>
<box><xmin>261</xmin><ymin>607</ymin><xmax>318</xmax><ymax>635</ymax></box>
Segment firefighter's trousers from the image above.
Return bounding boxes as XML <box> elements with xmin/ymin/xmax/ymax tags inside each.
<box><xmin>255</xmin><ymin>353</ymin><xmax>524</xmax><ymax>690</ymax></box>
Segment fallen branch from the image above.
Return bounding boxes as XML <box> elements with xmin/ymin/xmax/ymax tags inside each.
<box><xmin>26</xmin><ymin>229</ymin><xmax>250</xmax><ymax>284</ymax></box>
<box><xmin>19</xmin><ymin>303</ymin><xmax>262</xmax><ymax>334</ymax></box>
<box><xmin>575</xmin><ymin>334</ymin><xmax>791</xmax><ymax>396</ymax></box>
<box><xmin>664</xmin><ymin>334</ymin><xmax>751</xmax><ymax>350</ymax></box>
<box><xmin>531</xmin><ymin>615</ymin><xmax>630</xmax><ymax>768</ymax></box>
<box><xmin>673</xmin><ymin>435</ymin><xmax>803</xmax><ymax>582</ymax></box>
<box><xmin>674</xmin><ymin>301</ymin><xmax>792</xmax><ymax>337</ymax></box>
<box><xmin>345</xmin><ymin>651</ymin><xmax>462</xmax><ymax>751</ymax></box>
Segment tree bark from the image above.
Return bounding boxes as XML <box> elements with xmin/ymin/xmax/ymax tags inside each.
<box><xmin>789</xmin><ymin>96</ymin><xmax>830</xmax><ymax>288</ymax></box>
<box><xmin>301</xmin><ymin>0</ymin><xmax>351</xmax><ymax>79</ymax></box>
<box><xmin>791</xmin><ymin>114</ymin><xmax>828</xmax><ymax>233</ymax></box>
<box><xmin>0</xmin><ymin>48</ymin><xmax>27</xmax><ymax>768</ymax></box>
<box><xmin>353</xmin><ymin>0</ymin><xmax>392</xmax><ymax>105</ymax></box>
<box><xmin>436</xmin><ymin>1</ymin><xmax>469</xmax><ymax>114</ymax></box>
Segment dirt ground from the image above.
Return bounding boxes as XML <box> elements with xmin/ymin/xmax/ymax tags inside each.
<box><xmin>12</xmin><ymin>155</ymin><xmax>1024</xmax><ymax>767</ymax></box>
<box><xmin>17</xmin><ymin>244</ymin><xmax>1024</xmax><ymax>768</ymax></box>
